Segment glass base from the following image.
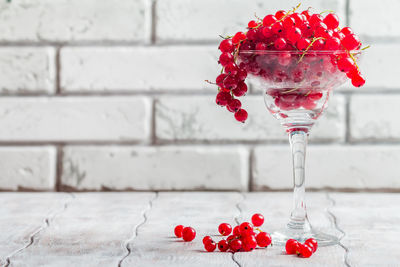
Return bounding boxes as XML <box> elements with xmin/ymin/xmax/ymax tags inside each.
<box><xmin>271</xmin><ymin>227</ymin><xmax>339</xmax><ymax>247</ymax></box>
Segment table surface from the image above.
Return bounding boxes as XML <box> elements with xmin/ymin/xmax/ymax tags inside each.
<box><xmin>0</xmin><ymin>192</ymin><xmax>399</xmax><ymax>267</ymax></box>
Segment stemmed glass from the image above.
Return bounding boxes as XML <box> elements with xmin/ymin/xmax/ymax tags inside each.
<box><xmin>239</xmin><ymin>50</ymin><xmax>361</xmax><ymax>246</ymax></box>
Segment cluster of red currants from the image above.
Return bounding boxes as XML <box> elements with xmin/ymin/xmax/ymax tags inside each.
<box><xmin>214</xmin><ymin>4</ymin><xmax>366</xmax><ymax>122</ymax></box>
<box><xmin>174</xmin><ymin>225</ymin><xmax>196</xmax><ymax>241</ymax></box>
<box><xmin>285</xmin><ymin>238</ymin><xmax>318</xmax><ymax>258</ymax></box>
<box><xmin>202</xmin><ymin>213</ymin><xmax>272</xmax><ymax>252</ymax></box>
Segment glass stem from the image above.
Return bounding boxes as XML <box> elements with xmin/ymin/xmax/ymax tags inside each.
<box><xmin>287</xmin><ymin>130</ymin><xmax>311</xmax><ymax>231</ymax></box>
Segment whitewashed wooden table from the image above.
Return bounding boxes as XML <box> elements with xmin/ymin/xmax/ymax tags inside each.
<box><xmin>0</xmin><ymin>192</ymin><xmax>399</xmax><ymax>267</ymax></box>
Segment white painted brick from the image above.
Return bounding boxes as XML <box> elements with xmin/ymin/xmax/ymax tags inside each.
<box><xmin>351</xmin><ymin>43</ymin><xmax>400</xmax><ymax>90</ymax></box>
<box><xmin>0</xmin><ymin>97</ymin><xmax>151</xmax><ymax>142</ymax></box>
<box><xmin>0</xmin><ymin>147</ymin><xmax>56</xmax><ymax>190</ymax></box>
<box><xmin>253</xmin><ymin>146</ymin><xmax>400</xmax><ymax>190</ymax></box>
<box><xmin>0</xmin><ymin>47</ymin><xmax>55</xmax><ymax>93</ymax></box>
<box><xmin>350</xmin><ymin>0</ymin><xmax>400</xmax><ymax>39</ymax></box>
<box><xmin>350</xmin><ymin>94</ymin><xmax>400</xmax><ymax>141</ymax></box>
<box><xmin>156</xmin><ymin>0</ymin><xmax>345</xmax><ymax>42</ymax></box>
<box><xmin>61</xmin><ymin>146</ymin><xmax>249</xmax><ymax>191</ymax></box>
<box><xmin>0</xmin><ymin>0</ymin><xmax>146</xmax><ymax>42</ymax></box>
<box><xmin>156</xmin><ymin>94</ymin><xmax>346</xmax><ymax>142</ymax></box>
<box><xmin>60</xmin><ymin>46</ymin><xmax>218</xmax><ymax>92</ymax></box>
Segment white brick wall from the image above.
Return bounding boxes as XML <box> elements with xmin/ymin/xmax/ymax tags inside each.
<box><xmin>350</xmin><ymin>0</ymin><xmax>400</xmax><ymax>39</ymax></box>
<box><xmin>253</xmin><ymin>146</ymin><xmax>400</xmax><ymax>190</ymax></box>
<box><xmin>0</xmin><ymin>0</ymin><xmax>147</xmax><ymax>42</ymax></box>
<box><xmin>0</xmin><ymin>47</ymin><xmax>55</xmax><ymax>93</ymax></box>
<box><xmin>0</xmin><ymin>0</ymin><xmax>398</xmax><ymax>191</ymax></box>
<box><xmin>0</xmin><ymin>97</ymin><xmax>151</xmax><ymax>142</ymax></box>
<box><xmin>350</xmin><ymin>95</ymin><xmax>400</xmax><ymax>141</ymax></box>
<box><xmin>61</xmin><ymin>146</ymin><xmax>249</xmax><ymax>191</ymax></box>
<box><xmin>0</xmin><ymin>147</ymin><xmax>56</xmax><ymax>190</ymax></box>
<box><xmin>60</xmin><ymin>47</ymin><xmax>218</xmax><ymax>92</ymax></box>
<box><xmin>156</xmin><ymin>95</ymin><xmax>345</xmax><ymax>142</ymax></box>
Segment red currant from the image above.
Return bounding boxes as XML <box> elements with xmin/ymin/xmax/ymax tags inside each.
<box><xmin>233</xmin><ymin>225</ymin><xmax>240</xmax><ymax>236</ymax></box>
<box><xmin>218</xmin><ymin>223</ymin><xmax>233</xmax><ymax>236</ymax></box>
<box><xmin>182</xmin><ymin>227</ymin><xmax>196</xmax><ymax>242</ymax></box>
<box><xmin>239</xmin><ymin>222</ymin><xmax>254</xmax><ymax>236</ymax></box>
<box><xmin>299</xmin><ymin>244</ymin><xmax>313</xmax><ymax>258</ymax></box>
<box><xmin>341</xmin><ymin>26</ymin><xmax>353</xmax><ymax>36</ymax></box>
<box><xmin>232</xmin><ymin>81</ymin><xmax>247</xmax><ymax>97</ymax></box>
<box><xmin>309</xmin><ymin>13</ymin><xmax>322</xmax><ymax>26</ymax></box>
<box><xmin>274</xmin><ymin>37</ymin><xmax>287</xmax><ymax>50</ymax></box>
<box><xmin>351</xmin><ymin>72</ymin><xmax>365</xmax><ymax>87</ymax></box>
<box><xmin>305</xmin><ymin>238</ymin><xmax>318</xmax><ymax>253</ymax></box>
<box><xmin>229</xmin><ymin>239</ymin><xmax>242</xmax><ymax>252</ymax></box>
<box><xmin>337</xmin><ymin>57</ymin><xmax>355</xmax><ymax>72</ymax></box>
<box><xmin>263</xmin><ymin>14</ymin><xmax>277</xmax><ymax>26</ymax></box>
<box><xmin>204</xmin><ymin>241</ymin><xmax>217</xmax><ymax>252</ymax></box>
<box><xmin>203</xmin><ymin>236</ymin><xmax>213</xmax><ymax>245</ymax></box>
<box><xmin>219</xmin><ymin>39</ymin><xmax>234</xmax><ymax>53</ymax></box>
<box><xmin>234</xmin><ymin>109</ymin><xmax>248</xmax><ymax>123</ymax></box>
<box><xmin>224</xmin><ymin>63</ymin><xmax>239</xmax><ymax>75</ymax></box>
<box><xmin>218</xmin><ymin>240</ymin><xmax>229</xmax><ymax>252</ymax></box>
<box><xmin>323</xmin><ymin>13</ymin><xmax>339</xmax><ymax>29</ymax></box>
<box><xmin>232</xmin><ymin>32</ymin><xmax>246</xmax><ymax>45</ymax></box>
<box><xmin>251</xmin><ymin>213</ymin><xmax>264</xmax><ymax>227</ymax></box>
<box><xmin>271</xmin><ymin>21</ymin><xmax>283</xmax><ymax>34</ymax></box>
<box><xmin>174</xmin><ymin>225</ymin><xmax>184</xmax><ymax>238</ymax></box>
<box><xmin>216</xmin><ymin>91</ymin><xmax>231</xmax><ymax>106</ymax></box>
<box><xmin>286</xmin><ymin>27</ymin><xmax>302</xmax><ymax>44</ymax></box>
<box><xmin>285</xmin><ymin>239</ymin><xmax>300</xmax><ymax>254</ymax></box>
<box><xmin>256</xmin><ymin>232</ymin><xmax>272</xmax><ymax>247</ymax></box>
<box><xmin>219</xmin><ymin>52</ymin><xmax>233</xmax><ymax>66</ymax></box>
<box><xmin>341</xmin><ymin>33</ymin><xmax>361</xmax><ymax>50</ymax></box>
<box><xmin>248</xmin><ymin>20</ymin><xmax>258</xmax><ymax>28</ymax></box>
<box><xmin>296</xmin><ymin>38</ymin><xmax>311</xmax><ymax>50</ymax></box>
<box><xmin>242</xmin><ymin>235</ymin><xmax>257</xmax><ymax>251</ymax></box>
<box><xmin>275</xmin><ymin>10</ymin><xmax>286</xmax><ymax>20</ymax></box>
<box><xmin>227</xmin><ymin>98</ymin><xmax>242</xmax><ymax>113</ymax></box>
<box><xmin>325</xmin><ymin>37</ymin><xmax>341</xmax><ymax>50</ymax></box>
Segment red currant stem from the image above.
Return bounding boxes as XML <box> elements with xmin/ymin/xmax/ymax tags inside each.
<box><xmin>348</xmin><ymin>51</ymin><xmax>360</xmax><ymax>71</ymax></box>
<box><xmin>361</xmin><ymin>45</ymin><xmax>371</xmax><ymax>51</ymax></box>
<box><xmin>304</xmin><ymin>90</ymin><xmax>312</xmax><ymax>96</ymax></box>
<box><xmin>320</xmin><ymin>10</ymin><xmax>335</xmax><ymax>15</ymax></box>
<box><xmin>282</xmin><ymin>85</ymin><xmax>301</xmax><ymax>94</ymax></box>
<box><xmin>255</xmin><ymin>227</ymin><xmax>263</xmax><ymax>232</ymax></box>
<box><xmin>277</xmin><ymin>3</ymin><xmax>301</xmax><ymax>23</ymax></box>
<box><xmin>205</xmin><ymin>79</ymin><xmax>216</xmax><ymax>85</ymax></box>
<box><xmin>219</xmin><ymin>35</ymin><xmax>233</xmax><ymax>40</ymax></box>
<box><xmin>297</xmin><ymin>37</ymin><xmax>326</xmax><ymax>63</ymax></box>
<box><xmin>253</xmin><ymin>13</ymin><xmax>262</xmax><ymax>22</ymax></box>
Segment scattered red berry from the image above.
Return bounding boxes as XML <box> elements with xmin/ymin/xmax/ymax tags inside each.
<box><xmin>203</xmin><ymin>236</ymin><xmax>213</xmax><ymax>245</ymax></box>
<box><xmin>218</xmin><ymin>223</ymin><xmax>233</xmax><ymax>236</ymax></box>
<box><xmin>305</xmin><ymin>238</ymin><xmax>318</xmax><ymax>253</ymax></box>
<box><xmin>256</xmin><ymin>232</ymin><xmax>272</xmax><ymax>247</ymax></box>
<box><xmin>218</xmin><ymin>240</ymin><xmax>229</xmax><ymax>252</ymax></box>
<box><xmin>251</xmin><ymin>213</ymin><xmax>264</xmax><ymax>227</ymax></box>
<box><xmin>204</xmin><ymin>241</ymin><xmax>217</xmax><ymax>252</ymax></box>
<box><xmin>239</xmin><ymin>222</ymin><xmax>254</xmax><ymax>236</ymax></box>
<box><xmin>299</xmin><ymin>244</ymin><xmax>313</xmax><ymax>258</ymax></box>
<box><xmin>174</xmin><ymin>225</ymin><xmax>184</xmax><ymax>238</ymax></box>
<box><xmin>229</xmin><ymin>239</ymin><xmax>243</xmax><ymax>252</ymax></box>
<box><xmin>285</xmin><ymin>239</ymin><xmax>300</xmax><ymax>255</ymax></box>
<box><xmin>182</xmin><ymin>227</ymin><xmax>196</xmax><ymax>242</ymax></box>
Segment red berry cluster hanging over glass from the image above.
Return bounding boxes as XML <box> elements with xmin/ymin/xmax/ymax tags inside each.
<box><xmin>213</xmin><ymin>4</ymin><xmax>367</xmax><ymax>123</ymax></box>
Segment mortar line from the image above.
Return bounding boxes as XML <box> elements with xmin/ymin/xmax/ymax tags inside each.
<box><xmin>232</xmin><ymin>192</ymin><xmax>245</xmax><ymax>267</ymax></box>
<box><xmin>118</xmin><ymin>192</ymin><xmax>158</xmax><ymax>267</ymax></box>
<box><xmin>4</xmin><ymin>192</ymin><xmax>75</xmax><ymax>267</ymax></box>
<box><xmin>326</xmin><ymin>192</ymin><xmax>351</xmax><ymax>267</ymax></box>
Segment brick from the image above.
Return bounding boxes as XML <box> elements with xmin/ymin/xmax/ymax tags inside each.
<box><xmin>60</xmin><ymin>46</ymin><xmax>218</xmax><ymax>92</ymax></box>
<box><xmin>0</xmin><ymin>97</ymin><xmax>151</xmax><ymax>142</ymax></box>
<box><xmin>156</xmin><ymin>0</ymin><xmax>345</xmax><ymax>42</ymax></box>
<box><xmin>350</xmin><ymin>94</ymin><xmax>400</xmax><ymax>141</ymax></box>
<box><xmin>0</xmin><ymin>0</ymin><xmax>146</xmax><ymax>42</ymax></box>
<box><xmin>0</xmin><ymin>147</ymin><xmax>56</xmax><ymax>190</ymax></box>
<box><xmin>253</xmin><ymin>146</ymin><xmax>400</xmax><ymax>190</ymax></box>
<box><xmin>350</xmin><ymin>0</ymin><xmax>400</xmax><ymax>39</ymax></box>
<box><xmin>61</xmin><ymin>146</ymin><xmax>249</xmax><ymax>191</ymax></box>
<box><xmin>156</xmin><ymin>94</ymin><xmax>346</xmax><ymax>142</ymax></box>
<box><xmin>0</xmin><ymin>47</ymin><xmax>55</xmax><ymax>93</ymax></box>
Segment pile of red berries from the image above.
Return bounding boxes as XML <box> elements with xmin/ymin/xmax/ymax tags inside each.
<box><xmin>285</xmin><ymin>238</ymin><xmax>318</xmax><ymax>258</ymax></box>
<box><xmin>213</xmin><ymin>4</ymin><xmax>366</xmax><ymax>123</ymax></box>
<box><xmin>202</xmin><ymin>213</ymin><xmax>272</xmax><ymax>252</ymax></box>
<box><xmin>174</xmin><ymin>225</ymin><xmax>196</xmax><ymax>241</ymax></box>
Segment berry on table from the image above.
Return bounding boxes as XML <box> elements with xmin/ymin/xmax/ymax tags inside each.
<box><xmin>251</xmin><ymin>213</ymin><xmax>264</xmax><ymax>227</ymax></box>
<box><xmin>299</xmin><ymin>244</ymin><xmax>313</xmax><ymax>258</ymax></box>
<box><xmin>218</xmin><ymin>240</ymin><xmax>229</xmax><ymax>252</ymax></box>
<box><xmin>174</xmin><ymin>225</ymin><xmax>184</xmax><ymax>238</ymax></box>
<box><xmin>218</xmin><ymin>223</ymin><xmax>233</xmax><ymax>236</ymax></box>
<box><xmin>285</xmin><ymin>239</ymin><xmax>300</xmax><ymax>254</ymax></box>
<box><xmin>182</xmin><ymin>227</ymin><xmax>196</xmax><ymax>242</ymax></box>
<box><xmin>239</xmin><ymin>222</ymin><xmax>254</xmax><ymax>236</ymax></box>
<box><xmin>305</xmin><ymin>238</ymin><xmax>318</xmax><ymax>253</ymax></box>
<box><xmin>256</xmin><ymin>232</ymin><xmax>272</xmax><ymax>247</ymax></box>
<box><xmin>204</xmin><ymin>241</ymin><xmax>217</xmax><ymax>252</ymax></box>
<box><xmin>229</xmin><ymin>239</ymin><xmax>243</xmax><ymax>252</ymax></box>
<box><xmin>203</xmin><ymin>236</ymin><xmax>213</xmax><ymax>245</ymax></box>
